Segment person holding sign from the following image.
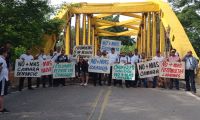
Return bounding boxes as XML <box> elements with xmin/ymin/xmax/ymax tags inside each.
<box><xmin>152</xmin><ymin>50</ymin><xmax>164</xmax><ymax>88</ymax></box>
<box><xmin>0</xmin><ymin>48</ymin><xmax>9</xmax><ymax>113</ymax></box>
<box><xmin>18</xmin><ymin>49</ymin><xmax>34</xmax><ymax>91</ymax></box>
<box><xmin>92</xmin><ymin>50</ymin><xmax>103</xmax><ymax>86</ymax></box>
<box><xmin>108</xmin><ymin>48</ymin><xmax>118</xmax><ymax>86</ymax></box>
<box><xmin>36</xmin><ymin>49</ymin><xmax>48</xmax><ymax>88</ymax></box>
<box><xmin>47</xmin><ymin>49</ymin><xmax>54</xmax><ymax>87</ymax></box>
<box><xmin>137</xmin><ymin>52</ymin><xmax>148</xmax><ymax>88</ymax></box>
<box><xmin>78</xmin><ymin>56</ymin><xmax>89</xmax><ymax>86</ymax></box>
<box><xmin>131</xmin><ymin>49</ymin><xmax>140</xmax><ymax>87</ymax></box>
<box><xmin>167</xmin><ymin>49</ymin><xmax>181</xmax><ymax>90</ymax></box>
<box><xmin>182</xmin><ymin>51</ymin><xmax>198</xmax><ymax>93</ymax></box>
<box><xmin>55</xmin><ymin>50</ymin><xmax>69</xmax><ymax>86</ymax></box>
<box><xmin>115</xmin><ymin>52</ymin><xmax>127</xmax><ymax>87</ymax></box>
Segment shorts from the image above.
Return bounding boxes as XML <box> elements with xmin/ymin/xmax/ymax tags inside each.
<box><xmin>0</xmin><ymin>78</ymin><xmax>8</xmax><ymax>96</ymax></box>
<box><xmin>80</xmin><ymin>71</ymin><xmax>89</xmax><ymax>77</ymax></box>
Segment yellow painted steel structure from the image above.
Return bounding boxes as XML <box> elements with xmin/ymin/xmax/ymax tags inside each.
<box><xmin>42</xmin><ymin>0</ymin><xmax>198</xmax><ymax>60</ymax></box>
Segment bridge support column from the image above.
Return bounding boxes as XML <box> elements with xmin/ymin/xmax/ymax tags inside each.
<box><xmin>65</xmin><ymin>19</ymin><xmax>71</xmax><ymax>55</ymax></box>
<box><xmin>147</xmin><ymin>12</ymin><xmax>151</xmax><ymax>58</ymax></box>
<box><xmin>160</xmin><ymin>22</ymin><xmax>165</xmax><ymax>55</ymax></box>
<box><xmin>87</xmin><ymin>14</ymin><xmax>91</xmax><ymax>45</ymax></box>
<box><xmin>140</xmin><ymin>27</ymin><xmax>144</xmax><ymax>53</ymax></box>
<box><xmin>152</xmin><ymin>12</ymin><xmax>157</xmax><ymax>56</ymax></box>
<box><xmin>92</xmin><ymin>26</ymin><xmax>95</xmax><ymax>55</ymax></box>
<box><xmin>143</xmin><ymin>14</ymin><xmax>147</xmax><ymax>55</ymax></box>
<box><xmin>75</xmin><ymin>14</ymin><xmax>80</xmax><ymax>46</ymax></box>
<box><xmin>82</xmin><ymin>14</ymin><xmax>86</xmax><ymax>45</ymax></box>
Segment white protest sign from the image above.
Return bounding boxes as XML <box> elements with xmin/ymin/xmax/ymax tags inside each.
<box><xmin>15</xmin><ymin>59</ymin><xmax>41</xmax><ymax>77</ymax></box>
<box><xmin>112</xmin><ymin>64</ymin><xmax>135</xmax><ymax>80</ymax></box>
<box><xmin>100</xmin><ymin>39</ymin><xmax>121</xmax><ymax>54</ymax></box>
<box><xmin>159</xmin><ymin>61</ymin><xmax>185</xmax><ymax>79</ymax></box>
<box><xmin>88</xmin><ymin>57</ymin><xmax>110</xmax><ymax>73</ymax></box>
<box><xmin>73</xmin><ymin>45</ymin><xmax>93</xmax><ymax>59</ymax></box>
<box><xmin>41</xmin><ymin>59</ymin><xmax>53</xmax><ymax>75</ymax></box>
<box><xmin>53</xmin><ymin>63</ymin><xmax>75</xmax><ymax>78</ymax></box>
<box><xmin>137</xmin><ymin>60</ymin><xmax>160</xmax><ymax>78</ymax></box>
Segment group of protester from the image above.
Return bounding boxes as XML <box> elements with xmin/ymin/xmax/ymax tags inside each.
<box><xmin>0</xmin><ymin>43</ymin><xmax>199</xmax><ymax>113</ymax></box>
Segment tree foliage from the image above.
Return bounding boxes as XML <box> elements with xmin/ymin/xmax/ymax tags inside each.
<box><xmin>100</xmin><ymin>15</ymin><xmax>135</xmax><ymax>45</ymax></box>
<box><xmin>0</xmin><ymin>0</ymin><xmax>64</xmax><ymax>49</ymax></box>
<box><xmin>169</xmin><ymin>0</ymin><xmax>200</xmax><ymax>56</ymax></box>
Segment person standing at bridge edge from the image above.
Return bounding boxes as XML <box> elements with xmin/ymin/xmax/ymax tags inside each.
<box><xmin>56</xmin><ymin>50</ymin><xmax>68</xmax><ymax>86</ymax></box>
<box><xmin>131</xmin><ymin>49</ymin><xmax>140</xmax><ymax>87</ymax></box>
<box><xmin>167</xmin><ymin>49</ymin><xmax>181</xmax><ymax>90</ymax></box>
<box><xmin>152</xmin><ymin>50</ymin><xmax>164</xmax><ymax>88</ymax></box>
<box><xmin>182</xmin><ymin>51</ymin><xmax>198</xmax><ymax>93</ymax></box>
<box><xmin>19</xmin><ymin>49</ymin><xmax>34</xmax><ymax>91</ymax></box>
<box><xmin>108</xmin><ymin>48</ymin><xmax>118</xmax><ymax>86</ymax></box>
<box><xmin>0</xmin><ymin>48</ymin><xmax>9</xmax><ymax>113</ymax></box>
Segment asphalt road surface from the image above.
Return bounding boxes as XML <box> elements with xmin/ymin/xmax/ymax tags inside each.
<box><xmin>1</xmin><ymin>85</ymin><xmax>200</xmax><ymax>120</ymax></box>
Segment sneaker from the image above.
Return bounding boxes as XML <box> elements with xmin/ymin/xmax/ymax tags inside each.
<box><xmin>84</xmin><ymin>83</ymin><xmax>88</xmax><ymax>86</ymax></box>
<box><xmin>80</xmin><ymin>83</ymin><xmax>84</xmax><ymax>86</ymax></box>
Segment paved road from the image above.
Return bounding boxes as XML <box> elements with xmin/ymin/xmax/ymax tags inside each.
<box><xmin>1</xmin><ymin>85</ymin><xmax>200</xmax><ymax>120</ymax></box>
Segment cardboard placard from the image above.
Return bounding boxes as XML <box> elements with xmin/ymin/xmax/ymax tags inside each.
<box><xmin>73</xmin><ymin>45</ymin><xmax>93</xmax><ymax>59</ymax></box>
<box><xmin>53</xmin><ymin>63</ymin><xmax>75</xmax><ymax>78</ymax></box>
<box><xmin>41</xmin><ymin>59</ymin><xmax>53</xmax><ymax>75</ymax></box>
<box><xmin>112</xmin><ymin>64</ymin><xmax>135</xmax><ymax>80</ymax></box>
<box><xmin>137</xmin><ymin>60</ymin><xmax>160</xmax><ymax>78</ymax></box>
<box><xmin>100</xmin><ymin>39</ymin><xmax>121</xmax><ymax>54</ymax></box>
<box><xmin>159</xmin><ymin>61</ymin><xmax>185</xmax><ymax>79</ymax></box>
<box><xmin>15</xmin><ymin>59</ymin><xmax>41</xmax><ymax>77</ymax></box>
<box><xmin>88</xmin><ymin>57</ymin><xmax>110</xmax><ymax>73</ymax></box>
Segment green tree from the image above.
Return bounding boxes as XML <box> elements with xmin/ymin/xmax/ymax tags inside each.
<box><xmin>100</xmin><ymin>15</ymin><xmax>135</xmax><ymax>45</ymax></box>
<box><xmin>0</xmin><ymin>0</ymin><xmax>63</xmax><ymax>49</ymax></box>
<box><xmin>169</xmin><ymin>0</ymin><xmax>200</xmax><ymax>56</ymax></box>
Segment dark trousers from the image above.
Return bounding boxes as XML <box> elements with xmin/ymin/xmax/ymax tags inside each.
<box><xmin>125</xmin><ymin>80</ymin><xmax>132</xmax><ymax>87</ymax></box>
<box><xmin>133</xmin><ymin>73</ymin><xmax>139</xmax><ymax>87</ymax></box>
<box><xmin>169</xmin><ymin>79</ymin><xmax>179</xmax><ymax>90</ymax></box>
<box><xmin>93</xmin><ymin>73</ymin><xmax>102</xmax><ymax>86</ymax></box>
<box><xmin>185</xmin><ymin>70</ymin><xmax>196</xmax><ymax>92</ymax></box>
<box><xmin>36</xmin><ymin>76</ymin><xmax>47</xmax><ymax>88</ymax></box>
<box><xmin>19</xmin><ymin>77</ymin><xmax>32</xmax><ymax>91</ymax></box>
<box><xmin>114</xmin><ymin>80</ymin><xmax>122</xmax><ymax>86</ymax></box>
<box><xmin>48</xmin><ymin>75</ymin><xmax>53</xmax><ymax>87</ymax></box>
<box><xmin>59</xmin><ymin>78</ymin><xmax>66</xmax><ymax>86</ymax></box>
<box><xmin>108</xmin><ymin>66</ymin><xmax>112</xmax><ymax>86</ymax></box>
<box><xmin>153</xmin><ymin>76</ymin><xmax>158</xmax><ymax>88</ymax></box>
<box><xmin>138</xmin><ymin>78</ymin><xmax>148</xmax><ymax>88</ymax></box>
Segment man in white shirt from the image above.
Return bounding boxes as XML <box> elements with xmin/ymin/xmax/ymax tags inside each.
<box><xmin>131</xmin><ymin>49</ymin><xmax>140</xmax><ymax>87</ymax></box>
<box><xmin>36</xmin><ymin>49</ymin><xmax>47</xmax><ymax>88</ymax></box>
<box><xmin>107</xmin><ymin>48</ymin><xmax>118</xmax><ymax>86</ymax></box>
<box><xmin>19</xmin><ymin>49</ymin><xmax>34</xmax><ymax>91</ymax></box>
<box><xmin>152</xmin><ymin>50</ymin><xmax>164</xmax><ymax>88</ymax></box>
<box><xmin>0</xmin><ymin>48</ymin><xmax>9</xmax><ymax>113</ymax></box>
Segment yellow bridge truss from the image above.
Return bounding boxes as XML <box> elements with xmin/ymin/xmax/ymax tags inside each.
<box><xmin>43</xmin><ymin>0</ymin><xmax>198</xmax><ymax>59</ymax></box>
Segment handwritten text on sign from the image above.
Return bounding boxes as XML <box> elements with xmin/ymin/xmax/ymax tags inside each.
<box><xmin>159</xmin><ymin>61</ymin><xmax>185</xmax><ymax>79</ymax></box>
<box><xmin>53</xmin><ymin>63</ymin><xmax>75</xmax><ymax>78</ymax></box>
<box><xmin>88</xmin><ymin>57</ymin><xmax>110</xmax><ymax>73</ymax></box>
<box><xmin>41</xmin><ymin>60</ymin><xmax>53</xmax><ymax>75</ymax></box>
<box><xmin>101</xmin><ymin>39</ymin><xmax>121</xmax><ymax>54</ymax></box>
<box><xmin>15</xmin><ymin>59</ymin><xmax>41</xmax><ymax>77</ymax></box>
<box><xmin>112</xmin><ymin>64</ymin><xmax>135</xmax><ymax>80</ymax></box>
<box><xmin>137</xmin><ymin>60</ymin><xmax>160</xmax><ymax>78</ymax></box>
<box><xmin>73</xmin><ymin>45</ymin><xmax>93</xmax><ymax>59</ymax></box>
